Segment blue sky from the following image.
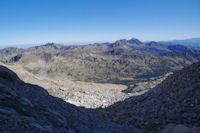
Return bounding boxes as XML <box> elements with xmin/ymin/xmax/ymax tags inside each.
<box><xmin>0</xmin><ymin>0</ymin><xmax>199</xmax><ymax>46</ymax></box>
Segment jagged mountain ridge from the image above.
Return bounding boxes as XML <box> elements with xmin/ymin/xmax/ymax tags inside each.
<box><xmin>0</xmin><ymin>37</ymin><xmax>200</xmax><ymax>84</ymax></box>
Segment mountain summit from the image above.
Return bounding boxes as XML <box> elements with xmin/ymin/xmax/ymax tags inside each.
<box><xmin>128</xmin><ymin>37</ymin><xmax>143</xmax><ymax>44</ymax></box>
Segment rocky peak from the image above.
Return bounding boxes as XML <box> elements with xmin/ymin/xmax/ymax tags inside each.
<box><xmin>42</xmin><ymin>43</ymin><xmax>63</xmax><ymax>49</ymax></box>
<box><xmin>111</xmin><ymin>37</ymin><xmax>143</xmax><ymax>47</ymax></box>
<box><xmin>115</xmin><ymin>39</ymin><xmax>128</xmax><ymax>45</ymax></box>
<box><xmin>128</xmin><ymin>38</ymin><xmax>143</xmax><ymax>44</ymax></box>
<box><xmin>44</xmin><ymin>42</ymin><xmax>57</xmax><ymax>47</ymax></box>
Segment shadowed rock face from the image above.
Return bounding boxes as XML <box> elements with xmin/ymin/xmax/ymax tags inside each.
<box><xmin>102</xmin><ymin>61</ymin><xmax>200</xmax><ymax>133</ymax></box>
<box><xmin>0</xmin><ymin>65</ymin><xmax>142</xmax><ymax>133</ymax></box>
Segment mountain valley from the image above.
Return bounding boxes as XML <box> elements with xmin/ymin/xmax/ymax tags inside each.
<box><xmin>1</xmin><ymin>38</ymin><xmax>200</xmax><ymax>85</ymax></box>
<box><xmin>0</xmin><ymin>38</ymin><xmax>200</xmax><ymax>133</ymax></box>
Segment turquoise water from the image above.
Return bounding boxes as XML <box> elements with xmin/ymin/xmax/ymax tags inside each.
<box><xmin>134</xmin><ymin>73</ymin><xmax>163</xmax><ymax>79</ymax></box>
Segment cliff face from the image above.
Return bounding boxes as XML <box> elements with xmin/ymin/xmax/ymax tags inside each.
<box><xmin>102</xmin><ymin>61</ymin><xmax>200</xmax><ymax>133</ymax></box>
<box><xmin>0</xmin><ymin>65</ymin><xmax>140</xmax><ymax>133</ymax></box>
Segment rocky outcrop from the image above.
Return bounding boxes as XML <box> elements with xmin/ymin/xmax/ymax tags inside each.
<box><xmin>0</xmin><ymin>65</ymin><xmax>142</xmax><ymax>133</ymax></box>
<box><xmin>102</xmin><ymin>61</ymin><xmax>200</xmax><ymax>133</ymax></box>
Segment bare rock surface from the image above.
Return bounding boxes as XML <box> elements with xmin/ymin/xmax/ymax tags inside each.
<box><xmin>3</xmin><ymin>63</ymin><xmax>128</xmax><ymax>108</ymax></box>
<box><xmin>1</xmin><ymin>63</ymin><xmax>169</xmax><ymax>108</ymax></box>
<box><xmin>0</xmin><ymin>64</ymin><xmax>143</xmax><ymax>133</ymax></box>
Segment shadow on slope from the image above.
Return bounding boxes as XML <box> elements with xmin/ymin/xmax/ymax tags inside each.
<box><xmin>0</xmin><ymin>65</ymin><xmax>141</xmax><ymax>133</ymax></box>
<box><xmin>101</xmin><ymin>61</ymin><xmax>200</xmax><ymax>133</ymax></box>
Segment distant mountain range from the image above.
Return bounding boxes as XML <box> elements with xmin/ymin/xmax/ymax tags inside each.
<box><xmin>0</xmin><ymin>37</ymin><xmax>200</xmax><ymax>84</ymax></box>
<box><xmin>0</xmin><ymin>37</ymin><xmax>200</xmax><ymax>49</ymax></box>
<box><xmin>158</xmin><ymin>38</ymin><xmax>200</xmax><ymax>47</ymax></box>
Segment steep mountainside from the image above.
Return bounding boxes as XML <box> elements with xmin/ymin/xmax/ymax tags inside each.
<box><xmin>0</xmin><ymin>38</ymin><xmax>200</xmax><ymax>84</ymax></box>
<box><xmin>102</xmin><ymin>61</ymin><xmax>200</xmax><ymax>133</ymax></box>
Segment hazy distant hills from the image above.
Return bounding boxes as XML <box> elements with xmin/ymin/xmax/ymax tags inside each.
<box><xmin>159</xmin><ymin>38</ymin><xmax>200</xmax><ymax>47</ymax></box>
<box><xmin>0</xmin><ymin>37</ymin><xmax>200</xmax><ymax>84</ymax></box>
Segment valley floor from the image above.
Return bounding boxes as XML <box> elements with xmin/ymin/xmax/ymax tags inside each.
<box><xmin>1</xmin><ymin>63</ymin><xmax>170</xmax><ymax>108</ymax></box>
